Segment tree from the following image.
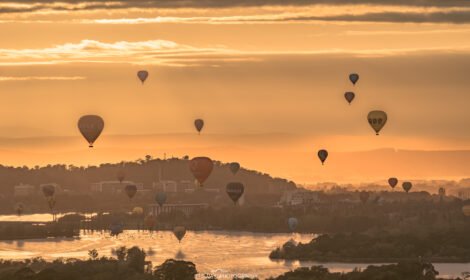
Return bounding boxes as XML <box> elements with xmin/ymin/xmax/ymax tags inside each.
<box><xmin>126</xmin><ymin>246</ymin><xmax>146</xmax><ymax>273</ymax></box>
<box><xmin>115</xmin><ymin>246</ymin><xmax>127</xmax><ymax>261</ymax></box>
<box><xmin>154</xmin><ymin>259</ymin><xmax>197</xmax><ymax>280</ymax></box>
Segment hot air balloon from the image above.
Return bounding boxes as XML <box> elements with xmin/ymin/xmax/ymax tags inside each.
<box><xmin>42</xmin><ymin>185</ymin><xmax>55</xmax><ymax>198</ymax></box>
<box><xmin>15</xmin><ymin>203</ymin><xmax>24</xmax><ymax>216</ymax></box>
<box><xmin>132</xmin><ymin>207</ymin><xmax>144</xmax><ymax>216</ymax></box>
<box><xmin>155</xmin><ymin>192</ymin><xmax>167</xmax><ymax>207</ymax></box>
<box><xmin>344</xmin><ymin>92</ymin><xmax>355</xmax><ymax>105</ymax></box>
<box><xmin>288</xmin><ymin>217</ymin><xmax>298</xmax><ymax>232</ymax></box>
<box><xmin>194</xmin><ymin>119</ymin><xmax>204</xmax><ymax>134</ymax></box>
<box><xmin>117</xmin><ymin>169</ymin><xmax>125</xmax><ymax>183</ymax></box>
<box><xmin>438</xmin><ymin>187</ymin><xmax>446</xmax><ymax>197</ymax></box>
<box><xmin>137</xmin><ymin>70</ymin><xmax>148</xmax><ymax>84</ymax></box>
<box><xmin>144</xmin><ymin>215</ymin><xmax>157</xmax><ymax>230</ymax></box>
<box><xmin>110</xmin><ymin>222</ymin><xmax>123</xmax><ymax>236</ymax></box>
<box><xmin>189</xmin><ymin>157</ymin><xmax>213</xmax><ymax>187</ymax></box>
<box><xmin>359</xmin><ymin>191</ymin><xmax>370</xmax><ymax>204</ymax></box>
<box><xmin>78</xmin><ymin>115</ymin><xmax>104</xmax><ymax>147</ymax></box>
<box><xmin>402</xmin><ymin>182</ymin><xmax>412</xmax><ymax>193</ymax></box>
<box><xmin>226</xmin><ymin>182</ymin><xmax>244</xmax><ymax>204</ymax></box>
<box><xmin>367</xmin><ymin>110</ymin><xmax>387</xmax><ymax>135</ymax></box>
<box><xmin>388</xmin><ymin>177</ymin><xmax>398</xmax><ymax>189</ymax></box>
<box><xmin>125</xmin><ymin>185</ymin><xmax>137</xmax><ymax>199</ymax></box>
<box><xmin>318</xmin><ymin>149</ymin><xmax>328</xmax><ymax>165</ymax></box>
<box><xmin>173</xmin><ymin>226</ymin><xmax>186</xmax><ymax>243</ymax></box>
<box><xmin>349</xmin><ymin>73</ymin><xmax>359</xmax><ymax>85</ymax></box>
<box><xmin>229</xmin><ymin>162</ymin><xmax>241</xmax><ymax>175</ymax></box>
<box><xmin>462</xmin><ymin>205</ymin><xmax>470</xmax><ymax>217</ymax></box>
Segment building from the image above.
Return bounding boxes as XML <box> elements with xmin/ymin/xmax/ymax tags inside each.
<box><xmin>148</xmin><ymin>203</ymin><xmax>209</xmax><ymax>216</ymax></box>
<box><xmin>14</xmin><ymin>184</ymin><xmax>36</xmax><ymax>197</ymax></box>
<box><xmin>91</xmin><ymin>181</ymin><xmax>144</xmax><ymax>194</ymax></box>
<box><xmin>456</xmin><ymin>188</ymin><xmax>470</xmax><ymax>200</ymax></box>
<box><xmin>279</xmin><ymin>190</ymin><xmax>320</xmax><ymax>206</ymax></box>
<box><xmin>178</xmin><ymin>180</ymin><xmax>195</xmax><ymax>192</ymax></box>
<box><xmin>153</xmin><ymin>180</ymin><xmax>197</xmax><ymax>193</ymax></box>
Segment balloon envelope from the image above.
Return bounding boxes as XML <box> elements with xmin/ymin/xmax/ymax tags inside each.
<box><xmin>125</xmin><ymin>185</ymin><xmax>137</xmax><ymax>199</ymax></box>
<box><xmin>155</xmin><ymin>192</ymin><xmax>167</xmax><ymax>207</ymax></box>
<box><xmin>144</xmin><ymin>215</ymin><xmax>157</xmax><ymax>230</ymax></box>
<box><xmin>189</xmin><ymin>157</ymin><xmax>213</xmax><ymax>187</ymax></box>
<box><xmin>132</xmin><ymin>207</ymin><xmax>144</xmax><ymax>215</ymax></box>
<box><xmin>42</xmin><ymin>185</ymin><xmax>55</xmax><ymax>197</ymax></box>
<box><xmin>344</xmin><ymin>92</ymin><xmax>355</xmax><ymax>104</ymax></box>
<box><xmin>137</xmin><ymin>70</ymin><xmax>148</xmax><ymax>83</ymax></box>
<box><xmin>438</xmin><ymin>187</ymin><xmax>446</xmax><ymax>197</ymax></box>
<box><xmin>78</xmin><ymin>115</ymin><xmax>104</xmax><ymax>147</ymax></box>
<box><xmin>388</xmin><ymin>177</ymin><xmax>398</xmax><ymax>189</ymax></box>
<box><xmin>194</xmin><ymin>119</ymin><xmax>204</xmax><ymax>133</ymax></box>
<box><xmin>318</xmin><ymin>149</ymin><xmax>328</xmax><ymax>165</ymax></box>
<box><xmin>110</xmin><ymin>222</ymin><xmax>123</xmax><ymax>236</ymax></box>
<box><xmin>349</xmin><ymin>73</ymin><xmax>359</xmax><ymax>85</ymax></box>
<box><xmin>402</xmin><ymin>182</ymin><xmax>412</xmax><ymax>193</ymax></box>
<box><xmin>367</xmin><ymin>110</ymin><xmax>387</xmax><ymax>135</ymax></box>
<box><xmin>117</xmin><ymin>169</ymin><xmax>125</xmax><ymax>183</ymax></box>
<box><xmin>288</xmin><ymin>217</ymin><xmax>298</xmax><ymax>231</ymax></box>
<box><xmin>226</xmin><ymin>182</ymin><xmax>244</xmax><ymax>204</ymax></box>
<box><xmin>229</xmin><ymin>162</ymin><xmax>241</xmax><ymax>175</ymax></box>
<box><xmin>173</xmin><ymin>226</ymin><xmax>186</xmax><ymax>242</ymax></box>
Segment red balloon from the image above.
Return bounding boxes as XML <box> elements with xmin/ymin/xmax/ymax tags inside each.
<box><xmin>189</xmin><ymin>157</ymin><xmax>213</xmax><ymax>187</ymax></box>
<box><xmin>388</xmin><ymin>177</ymin><xmax>398</xmax><ymax>189</ymax></box>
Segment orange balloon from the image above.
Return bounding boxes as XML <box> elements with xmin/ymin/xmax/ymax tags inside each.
<box><xmin>189</xmin><ymin>157</ymin><xmax>213</xmax><ymax>187</ymax></box>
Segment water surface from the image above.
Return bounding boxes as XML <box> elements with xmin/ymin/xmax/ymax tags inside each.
<box><xmin>0</xmin><ymin>230</ymin><xmax>468</xmax><ymax>279</ymax></box>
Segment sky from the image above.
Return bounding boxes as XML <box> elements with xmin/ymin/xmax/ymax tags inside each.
<box><xmin>0</xmin><ymin>0</ymin><xmax>469</xmax><ymax>184</ymax></box>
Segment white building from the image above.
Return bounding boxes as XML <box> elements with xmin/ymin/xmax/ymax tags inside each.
<box><xmin>14</xmin><ymin>184</ymin><xmax>36</xmax><ymax>197</ymax></box>
<box><xmin>280</xmin><ymin>190</ymin><xmax>320</xmax><ymax>206</ymax></box>
<box><xmin>90</xmin><ymin>181</ymin><xmax>144</xmax><ymax>194</ymax></box>
<box><xmin>153</xmin><ymin>180</ymin><xmax>177</xmax><ymax>193</ymax></box>
<box><xmin>153</xmin><ymin>180</ymin><xmax>197</xmax><ymax>193</ymax></box>
<box><xmin>148</xmin><ymin>203</ymin><xmax>209</xmax><ymax>216</ymax></box>
<box><xmin>456</xmin><ymin>188</ymin><xmax>470</xmax><ymax>200</ymax></box>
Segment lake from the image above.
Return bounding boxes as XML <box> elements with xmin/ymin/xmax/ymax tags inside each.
<box><xmin>0</xmin><ymin>214</ymin><xmax>468</xmax><ymax>279</ymax></box>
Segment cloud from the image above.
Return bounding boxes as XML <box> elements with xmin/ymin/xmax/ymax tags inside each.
<box><xmin>0</xmin><ymin>39</ymin><xmax>233</xmax><ymax>66</ymax></box>
<box><xmin>0</xmin><ymin>76</ymin><xmax>86</xmax><ymax>81</ymax></box>
<box><xmin>1</xmin><ymin>39</ymin><xmax>470</xmax><ymax>66</ymax></box>
<box><xmin>85</xmin><ymin>9</ymin><xmax>470</xmax><ymax>24</ymax></box>
<box><xmin>287</xmin><ymin>10</ymin><xmax>470</xmax><ymax>24</ymax></box>
<box><xmin>1</xmin><ymin>1</ymin><xmax>469</xmax><ymax>24</ymax></box>
<box><xmin>0</xmin><ymin>0</ymin><xmax>469</xmax><ymax>12</ymax></box>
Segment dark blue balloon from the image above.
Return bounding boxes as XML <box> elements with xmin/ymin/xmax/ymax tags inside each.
<box><xmin>349</xmin><ymin>73</ymin><xmax>359</xmax><ymax>85</ymax></box>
